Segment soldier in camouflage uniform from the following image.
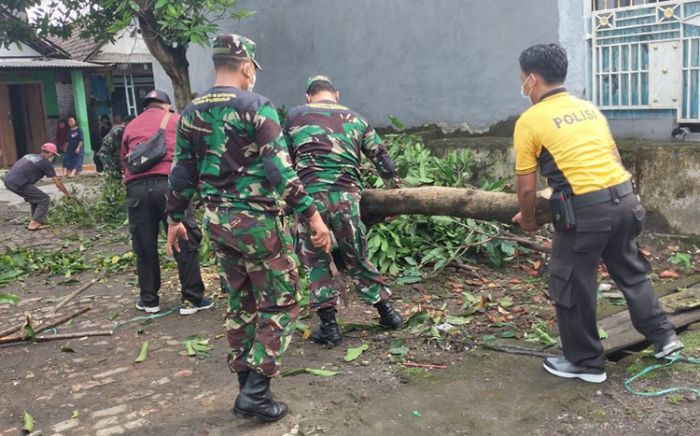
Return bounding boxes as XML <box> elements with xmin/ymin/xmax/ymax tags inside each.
<box><xmin>98</xmin><ymin>115</ymin><xmax>133</xmax><ymax>179</ymax></box>
<box><xmin>284</xmin><ymin>76</ymin><xmax>403</xmax><ymax>346</ymax></box>
<box><xmin>165</xmin><ymin>34</ymin><xmax>331</xmax><ymax>423</ymax></box>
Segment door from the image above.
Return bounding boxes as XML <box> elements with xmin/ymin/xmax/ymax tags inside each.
<box><xmin>0</xmin><ymin>84</ymin><xmax>17</xmax><ymax>168</ymax></box>
<box><xmin>22</xmin><ymin>84</ymin><xmax>47</xmax><ymax>153</ymax></box>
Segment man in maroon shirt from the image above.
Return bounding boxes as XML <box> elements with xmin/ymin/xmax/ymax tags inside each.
<box><xmin>121</xmin><ymin>90</ymin><xmax>210</xmax><ymax>315</ymax></box>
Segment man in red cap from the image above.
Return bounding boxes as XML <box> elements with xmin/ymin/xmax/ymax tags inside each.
<box><xmin>2</xmin><ymin>143</ymin><xmax>71</xmax><ymax>230</ymax></box>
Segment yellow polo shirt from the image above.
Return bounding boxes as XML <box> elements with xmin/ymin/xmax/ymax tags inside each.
<box><xmin>513</xmin><ymin>89</ymin><xmax>630</xmax><ymax>195</ymax></box>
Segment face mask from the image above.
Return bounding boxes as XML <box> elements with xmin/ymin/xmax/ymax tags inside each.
<box><xmin>520</xmin><ymin>75</ymin><xmax>534</xmax><ymax>101</ymax></box>
<box><xmin>247</xmin><ymin>73</ymin><xmax>257</xmax><ymax>92</ymax></box>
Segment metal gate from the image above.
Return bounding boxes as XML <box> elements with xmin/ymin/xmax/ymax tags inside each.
<box><xmin>591</xmin><ymin>0</ymin><xmax>700</xmax><ymax>122</ymax></box>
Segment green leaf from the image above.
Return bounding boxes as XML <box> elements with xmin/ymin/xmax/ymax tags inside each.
<box><xmin>480</xmin><ymin>334</ymin><xmax>498</xmax><ymax>343</ymax></box>
<box><xmin>280</xmin><ymin>368</ymin><xmax>308</xmax><ymax>377</ymax></box>
<box><xmin>598</xmin><ymin>328</ymin><xmax>608</xmax><ymax>340</ymax></box>
<box><xmin>388</xmin><ymin>115</ymin><xmax>405</xmax><ymax>131</ymax></box>
<box><xmin>406</xmin><ymin>310</ymin><xmax>429</xmax><ymax>327</ymax></box>
<box><xmin>306</xmin><ymin>368</ymin><xmax>338</xmax><ymax>377</ymax></box>
<box><xmin>389</xmin><ymin>345</ymin><xmax>410</xmax><ymax>356</ymax></box>
<box><xmin>498</xmin><ymin>298</ymin><xmax>514</xmax><ymax>308</ymax></box>
<box><xmin>445</xmin><ymin>315</ymin><xmax>471</xmax><ymax>326</ymax></box>
<box><xmin>23</xmin><ymin>411</ymin><xmax>35</xmax><ymax>433</ymax></box>
<box><xmin>181</xmin><ymin>335</ymin><xmax>213</xmax><ymax>357</ymax></box>
<box><xmin>0</xmin><ymin>293</ymin><xmax>21</xmax><ymax>305</ymax></box>
<box><xmin>71</xmin><ymin>409</ymin><xmax>80</xmax><ymax>419</ymax></box>
<box><xmin>22</xmin><ymin>321</ymin><xmax>35</xmax><ymax>340</ymax></box>
<box><xmin>344</xmin><ymin>343</ymin><xmax>370</xmax><ymax>362</ymax></box>
<box><xmin>500</xmin><ymin>330</ymin><xmax>517</xmax><ymax>339</ymax></box>
<box><xmin>134</xmin><ymin>341</ymin><xmax>149</xmax><ymax>363</ymax></box>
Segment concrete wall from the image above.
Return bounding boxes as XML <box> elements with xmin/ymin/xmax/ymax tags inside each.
<box><xmin>154</xmin><ymin>0</ymin><xmax>568</xmax><ymax>130</ymax></box>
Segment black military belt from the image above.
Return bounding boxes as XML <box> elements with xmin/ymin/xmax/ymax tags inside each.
<box><xmin>572</xmin><ymin>180</ymin><xmax>634</xmax><ymax>209</ymax></box>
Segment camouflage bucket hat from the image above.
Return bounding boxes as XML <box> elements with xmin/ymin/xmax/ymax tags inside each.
<box><xmin>306</xmin><ymin>75</ymin><xmax>334</xmax><ymax>92</ymax></box>
<box><xmin>212</xmin><ymin>34</ymin><xmax>262</xmax><ymax>70</ymax></box>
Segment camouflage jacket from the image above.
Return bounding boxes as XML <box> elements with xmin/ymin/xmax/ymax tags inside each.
<box><xmin>166</xmin><ymin>86</ymin><xmax>317</xmax><ymax>222</ymax></box>
<box><xmin>283</xmin><ymin>101</ymin><xmax>399</xmax><ymax>194</ymax></box>
<box><xmin>98</xmin><ymin>124</ymin><xmax>125</xmax><ymax>176</ymax></box>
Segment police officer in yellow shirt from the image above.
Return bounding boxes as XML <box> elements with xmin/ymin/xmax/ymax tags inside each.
<box><xmin>512</xmin><ymin>44</ymin><xmax>683</xmax><ymax>383</ymax></box>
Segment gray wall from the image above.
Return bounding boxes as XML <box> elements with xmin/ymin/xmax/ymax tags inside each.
<box><xmin>154</xmin><ymin>0</ymin><xmax>567</xmax><ymax>130</ymax></box>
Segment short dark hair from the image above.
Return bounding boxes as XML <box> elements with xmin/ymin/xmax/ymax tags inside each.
<box><xmin>307</xmin><ymin>80</ymin><xmax>336</xmax><ymax>96</ymax></box>
<box><xmin>519</xmin><ymin>44</ymin><xmax>568</xmax><ymax>84</ymax></box>
<box><xmin>213</xmin><ymin>55</ymin><xmax>245</xmax><ymax>72</ymax></box>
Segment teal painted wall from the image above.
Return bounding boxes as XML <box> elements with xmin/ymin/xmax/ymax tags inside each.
<box><xmin>0</xmin><ymin>70</ymin><xmax>59</xmax><ymax>117</ymax></box>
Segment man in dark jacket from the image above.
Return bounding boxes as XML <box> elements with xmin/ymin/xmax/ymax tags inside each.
<box><xmin>121</xmin><ymin>90</ymin><xmax>210</xmax><ymax>315</ymax></box>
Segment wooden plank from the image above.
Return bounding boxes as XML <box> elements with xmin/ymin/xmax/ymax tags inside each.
<box><xmin>600</xmin><ymin>284</ymin><xmax>700</xmax><ymax>355</ymax></box>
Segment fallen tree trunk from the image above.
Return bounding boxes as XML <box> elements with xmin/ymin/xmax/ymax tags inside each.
<box><xmin>360</xmin><ymin>187</ymin><xmax>552</xmax><ymax>226</ymax></box>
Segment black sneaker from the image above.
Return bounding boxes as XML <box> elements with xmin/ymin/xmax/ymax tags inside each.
<box><xmin>180</xmin><ymin>298</ymin><xmax>214</xmax><ymax>315</ymax></box>
<box><xmin>543</xmin><ymin>357</ymin><xmax>607</xmax><ymax>384</ymax></box>
<box><xmin>136</xmin><ymin>299</ymin><xmax>160</xmax><ymax>314</ymax></box>
<box><xmin>654</xmin><ymin>333</ymin><xmax>684</xmax><ymax>359</ymax></box>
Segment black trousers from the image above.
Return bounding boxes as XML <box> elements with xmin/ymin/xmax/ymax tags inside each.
<box><xmin>549</xmin><ymin>193</ymin><xmax>676</xmax><ymax>370</ymax></box>
<box><xmin>3</xmin><ymin>180</ymin><xmax>51</xmax><ymax>223</ymax></box>
<box><xmin>126</xmin><ymin>176</ymin><xmax>205</xmax><ymax>306</ymax></box>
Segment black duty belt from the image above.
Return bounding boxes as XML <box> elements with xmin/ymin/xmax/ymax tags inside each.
<box><xmin>571</xmin><ymin>180</ymin><xmax>634</xmax><ymax>209</ymax></box>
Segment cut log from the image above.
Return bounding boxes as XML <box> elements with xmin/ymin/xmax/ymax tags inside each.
<box><xmin>599</xmin><ymin>283</ymin><xmax>700</xmax><ymax>356</ymax></box>
<box><xmin>360</xmin><ymin>187</ymin><xmax>552</xmax><ymax>226</ymax></box>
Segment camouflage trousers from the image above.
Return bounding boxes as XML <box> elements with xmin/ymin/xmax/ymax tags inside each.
<box><xmin>205</xmin><ymin>207</ymin><xmax>300</xmax><ymax>377</ymax></box>
<box><xmin>295</xmin><ymin>191</ymin><xmax>391</xmax><ymax>310</ymax></box>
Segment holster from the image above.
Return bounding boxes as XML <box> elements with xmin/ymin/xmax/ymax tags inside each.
<box><xmin>550</xmin><ymin>191</ymin><xmax>576</xmax><ymax>232</ymax></box>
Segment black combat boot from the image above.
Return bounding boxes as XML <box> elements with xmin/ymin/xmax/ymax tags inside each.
<box><xmin>233</xmin><ymin>371</ymin><xmax>288</xmax><ymax>422</ymax></box>
<box><xmin>310</xmin><ymin>307</ymin><xmax>342</xmax><ymax>346</ymax></box>
<box><xmin>237</xmin><ymin>370</ymin><xmax>249</xmax><ymax>389</ymax></box>
<box><xmin>374</xmin><ymin>300</ymin><xmax>402</xmax><ymax>329</ymax></box>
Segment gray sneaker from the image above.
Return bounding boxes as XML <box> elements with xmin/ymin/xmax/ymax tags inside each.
<box><xmin>654</xmin><ymin>333</ymin><xmax>684</xmax><ymax>359</ymax></box>
<box><xmin>543</xmin><ymin>357</ymin><xmax>607</xmax><ymax>384</ymax></box>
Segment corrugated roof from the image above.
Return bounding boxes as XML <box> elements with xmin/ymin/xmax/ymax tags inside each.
<box><xmin>89</xmin><ymin>53</ymin><xmax>153</xmax><ymax>64</ymax></box>
<box><xmin>0</xmin><ymin>58</ymin><xmax>104</xmax><ymax>69</ymax></box>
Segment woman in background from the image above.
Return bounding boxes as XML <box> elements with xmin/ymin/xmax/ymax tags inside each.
<box><xmin>63</xmin><ymin>116</ymin><xmax>84</xmax><ymax>177</ymax></box>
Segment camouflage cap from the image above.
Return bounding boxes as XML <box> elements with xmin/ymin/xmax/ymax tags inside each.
<box><xmin>211</xmin><ymin>34</ymin><xmax>262</xmax><ymax>70</ymax></box>
<box><xmin>306</xmin><ymin>75</ymin><xmax>334</xmax><ymax>92</ymax></box>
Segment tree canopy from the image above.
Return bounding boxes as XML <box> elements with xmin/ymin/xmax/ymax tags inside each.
<box><xmin>0</xmin><ymin>0</ymin><xmax>254</xmax><ymax>108</ymax></box>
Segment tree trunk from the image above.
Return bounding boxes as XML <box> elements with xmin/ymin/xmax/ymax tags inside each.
<box><xmin>135</xmin><ymin>4</ymin><xmax>192</xmax><ymax>110</ymax></box>
<box><xmin>360</xmin><ymin>187</ymin><xmax>552</xmax><ymax>226</ymax></box>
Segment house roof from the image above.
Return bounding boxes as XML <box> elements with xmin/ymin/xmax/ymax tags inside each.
<box><xmin>47</xmin><ymin>28</ymin><xmax>103</xmax><ymax>62</ymax></box>
<box><xmin>0</xmin><ymin>58</ymin><xmax>103</xmax><ymax>69</ymax></box>
<box><xmin>0</xmin><ymin>8</ymin><xmax>69</xmax><ymax>58</ymax></box>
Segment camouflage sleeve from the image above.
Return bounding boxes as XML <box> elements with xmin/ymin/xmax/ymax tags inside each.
<box><xmin>166</xmin><ymin>116</ymin><xmax>199</xmax><ymax>222</ymax></box>
<box><xmin>282</xmin><ymin>117</ymin><xmax>296</xmax><ymax>163</ymax></box>
<box><xmin>361</xmin><ymin>123</ymin><xmax>401</xmax><ymax>187</ymax></box>
<box><xmin>256</xmin><ymin>103</ymin><xmax>316</xmax><ymax>219</ymax></box>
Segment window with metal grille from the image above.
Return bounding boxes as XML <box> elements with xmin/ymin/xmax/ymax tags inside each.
<box><xmin>593</xmin><ymin>1</ymin><xmax>666</xmax><ymax>11</ymax></box>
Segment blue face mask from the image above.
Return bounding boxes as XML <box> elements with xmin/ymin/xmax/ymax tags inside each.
<box><xmin>520</xmin><ymin>75</ymin><xmax>534</xmax><ymax>101</ymax></box>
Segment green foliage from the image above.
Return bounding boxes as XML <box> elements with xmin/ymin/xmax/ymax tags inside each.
<box><xmin>2</xmin><ymin>1</ymin><xmax>253</xmax><ymax>50</ymax></box>
<box><xmin>49</xmin><ymin>177</ymin><xmax>127</xmax><ymax>228</ymax></box>
<box><xmin>181</xmin><ymin>335</ymin><xmax>214</xmax><ymax>358</ymax></box>
<box><xmin>362</xmin><ymin>130</ymin><xmax>516</xmax><ymax>277</ymax></box>
<box><xmin>0</xmin><ymin>246</ymin><xmax>91</xmax><ymax>286</ymax></box>
<box><xmin>524</xmin><ymin>320</ymin><xmax>557</xmax><ymax>347</ymax></box>
<box><xmin>669</xmin><ymin>252</ymin><xmax>693</xmax><ymax>273</ymax></box>
<box><xmin>0</xmin><ymin>293</ymin><xmax>21</xmax><ymax>305</ymax></box>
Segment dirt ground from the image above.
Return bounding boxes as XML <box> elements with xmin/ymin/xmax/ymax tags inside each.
<box><xmin>1</xmin><ymin>180</ymin><xmax>699</xmax><ymax>436</ymax></box>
